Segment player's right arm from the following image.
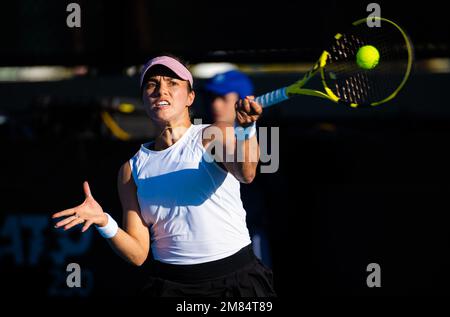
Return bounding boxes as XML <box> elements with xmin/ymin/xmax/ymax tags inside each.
<box><xmin>52</xmin><ymin>162</ymin><xmax>150</xmax><ymax>266</ymax></box>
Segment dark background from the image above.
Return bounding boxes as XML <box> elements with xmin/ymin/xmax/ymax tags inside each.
<box><xmin>1</xmin><ymin>0</ymin><xmax>450</xmax><ymax>301</ymax></box>
<box><xmin>0</xmin><ymin>0</ymin><xmax>448</xmax><ymax>66</ymax></box>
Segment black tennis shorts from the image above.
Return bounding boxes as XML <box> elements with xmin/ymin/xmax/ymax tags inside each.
<box><xmin>141</xmin><ymin>244</ymin><xmax>276</xmax><ymax>297</ymax></box>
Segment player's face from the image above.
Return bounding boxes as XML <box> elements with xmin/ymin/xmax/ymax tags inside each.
<box><xmin>142</xmin><ymin>75</ymin><xmax>194</xmax><ymax>124</ymax></box>
<box><xmin>210</xmin><ymin>92</ymin><xmax>239</xmax><ymax>124</ymax></box>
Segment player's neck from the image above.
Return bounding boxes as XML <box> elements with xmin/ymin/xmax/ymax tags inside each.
<box><xmin>154</xmin><ymin>120</ymin><xmax>192</xmax><ymax>151</ymax></box>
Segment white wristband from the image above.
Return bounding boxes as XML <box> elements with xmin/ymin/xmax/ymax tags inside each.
<box><xmin>234</xmin><ymin>122</ymin><xmax>257</xmax><ymax>141</ymax></box>
<box><xmin>95</xmin><ymin>213</ymin><xmax>118</xmax><ymax>239</ymax></box>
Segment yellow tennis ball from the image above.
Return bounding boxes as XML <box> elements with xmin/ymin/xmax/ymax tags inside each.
<box><xmin>356</xmin><ymin>45</ymin><xmax>380</xmax><ymax>70</ymax></box>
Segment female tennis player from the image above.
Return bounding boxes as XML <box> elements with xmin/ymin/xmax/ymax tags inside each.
<box><xmin>52</xmin><ymin>55</ymin><xmax>275</xmax><ymax>297</ymax></box>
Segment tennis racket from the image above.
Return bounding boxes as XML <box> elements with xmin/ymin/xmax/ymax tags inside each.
<box><xmin>255</xmin><ymin>17</ymin><xmax>414</xmax><ymax>108</ymax></box>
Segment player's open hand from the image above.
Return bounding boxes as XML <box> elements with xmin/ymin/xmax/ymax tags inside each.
<box><xmin>52</xmin><ymin>181</ymin><xmax>107</xmax><ymax>232</ymax></box>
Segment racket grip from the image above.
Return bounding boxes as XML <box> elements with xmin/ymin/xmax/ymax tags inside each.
<box><xmin>255</xmin><ymin>87</ymin><xmax>289</xmax><ymax>108</ymax></box>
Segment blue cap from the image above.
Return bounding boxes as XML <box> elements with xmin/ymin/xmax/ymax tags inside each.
<box><xmin>204</xmin><ymin>70</ymin><xmax>253</xmax><ymax>99</ymax></box>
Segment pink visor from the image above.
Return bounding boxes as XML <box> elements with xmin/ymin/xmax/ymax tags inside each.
<box><xmin>140</xmin><ymin>56</ymin><xmax>194</xmax><ymax>89</ymax></box>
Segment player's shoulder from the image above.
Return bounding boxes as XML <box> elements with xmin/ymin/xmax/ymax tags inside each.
<box><xmin>195</xmin><ymin>123</ymin><xmax>211</xmax><ymax>132</ymax></box>
<box><xmin>120</xmin><ymin>146</ymin><xmax>143</xmax><ymax>181</ymax></box>
<box><xmin>118</xmin><ymin>160</ymin><xmax>132</xmax><ymax>180</ymax></box>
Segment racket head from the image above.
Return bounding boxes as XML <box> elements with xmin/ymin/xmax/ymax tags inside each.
<box><xmin>321</xmin><ymin>17</ymin><xmax>414</xmax><ymax>108</ymax></box>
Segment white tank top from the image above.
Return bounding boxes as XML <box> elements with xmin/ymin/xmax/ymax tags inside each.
<box><xmin>129</xmin><ymin>123</ymin><xmax>251</xmax><ymax>265</ymax></box>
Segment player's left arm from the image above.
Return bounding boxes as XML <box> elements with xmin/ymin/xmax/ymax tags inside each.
<box><xmin>203</xmin><ymin>97</ymin><xmax>262</xmax><ymax>183</ymax></box>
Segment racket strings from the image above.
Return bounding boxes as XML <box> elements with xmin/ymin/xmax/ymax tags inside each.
<box><xmin>324</xmin><ymin>22</ymin><xmax>410</xmax><ymax>105</ymax></box>
<box><xmin>329</xmin><ymin>36</ymin><xmax>371</xmax><ymax>104</ymax></box>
